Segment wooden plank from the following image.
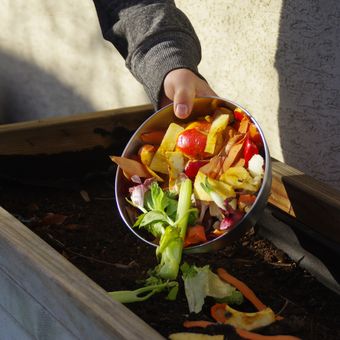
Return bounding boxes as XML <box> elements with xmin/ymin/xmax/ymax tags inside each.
<box><xmin>0</xmin><ymin>104</ymin><xmax>338</xmax><ymax>242</ymax></box>
<box><xmin>0</xmin><ymin>304</ymin><xmax>34</xmax><ymax>340</ymax></box>
<box><xmin>0</xmin><ymin>267</ymin><xmax>76</xmax><ymax>339</ymax></box>
<box><xmin>0</xmin><ymin>104</ymin><xmax>153</xmax><ymax>155</ymax></box>
<box><xmin>0</xmin><ymin>207</ymin><xmax>164</xmax><ymax>340</ymax></box>
<box><xmin>270</xmin><ymin>159</ymin><xmax>340</xmax><ymax>243</ymax></box>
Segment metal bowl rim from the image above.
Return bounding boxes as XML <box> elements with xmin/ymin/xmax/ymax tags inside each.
<box><xmin>114</xmin><ymin>96</ymin><xmax>272</xmax><ymax>252</ymax></box>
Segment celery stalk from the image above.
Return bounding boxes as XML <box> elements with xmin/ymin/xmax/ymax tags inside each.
<box><xmin>157</xmin><ymin>178</ymin><xmax>193</xmax><ymax>280</ymax></box>
<box><xmin>109</xmin><ymin>281</ymin><xmax>178</xmax><ymax>303</ymax></box>
<box><xmin>157</xmin><ymin>235</ymin><xmax>183</xmax><ymax>280</ymax></box>
<box><xmin>113</xmin><ymin>179</ymin><xmax>194</xmax><ymax>301</ymax></box>
<box><xmin>177</xmin><ymin>178</ymin><xmax>193</xmax><ymax>240</ymax></box>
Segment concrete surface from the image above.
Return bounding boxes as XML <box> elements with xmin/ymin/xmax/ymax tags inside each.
<box><xmin>0</xmin><ymin>0</ymin><xmax>339</xmax><ymax>189</ymax></box>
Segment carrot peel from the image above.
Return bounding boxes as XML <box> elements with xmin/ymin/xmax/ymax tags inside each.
<box><xmin>184</xmin><ymin>225</ymin><xmax>207</xmax><ymax>247</ymax></box>
<box><xmin>210</xmin><ymin>303</ymin><xmax>228</xmax><ymax>323</ymax></box>
<box><xmin>140</xmin><ymin>130</ymin><xmax>166</xmax><ymax>145</ymax></box>
<box><xmin>183</xmin><ymin>320</ymin><xmax>216</xmax><ymax>329</ymax></box>
<box><xmin>217</xmin><ymin>268</ymin><xmax>267</xmax><ymax>311</ymax></box>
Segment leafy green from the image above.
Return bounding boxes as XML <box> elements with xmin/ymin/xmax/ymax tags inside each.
<box><xmin>207</xmin><ymin>270</ymin><xmax>243</xmax><ymax>304</ymax></box>
<box><xmin>108</xmin><ymin>277</ymin><xmax>178</xmax><ymax>303</ymax></box>
<box><xmin>187</xmin><ymin>208</ymin><xmax>199</xmax><ymax>227</ymax></box>
<box><xmin>134</xmin><ymin>211</ymin><xmax>169</xmax><ymax>238</ymax></box>
<box><xmin>181</xmin><ymin>263</ymin><xmax>210</xmax><ymax>313</ymax></box>
<box><xmin>155</xmin><ymin>179</ymin><xmax>193</xmax><ymax>280</ymax></box>
<box><xmin>115</xmin><ymin>180</ymin><xmax>194</xmax><ymax>304</ymax></box>
<box><xmin>133</xmin><ymin>180</ymin><xmax>194</xmax><ymax>281</ymax></box>
<box><xmin>215</xmin><ymin>291</ymin><xmax>244</xmax><ymax>305</ymax></box>
<box><xmin>176</xmin><ymin>179</ymin><xmax>194</xmax><ymax>240</ymax></box>
<box><xmin>156</xmin><ymin>227</ymin><xmax>183</xmax><ymax>280</ymax></box>
<box><xmin>141</xmin><ymin>221</ymin><xmax>166</xmax><ymax>239</ymax></box>
<box><xmin>133</xmin><ymin>182</ymin><xmax>178</xmax><ymax>239</ymax></box>
<box><xmin>144</xmin><ymin>182</ymin><xmax>178</xmax><ymax>219</ymax></box>
<box><xmin>181</xmin><ymin>263</ymin><xmax>243</xmax><ymax>313</ymax></box>
<box><xmin>181</xmin><ymin>261</ymin><xmax>198</xmax><ymax>279</ymax></box>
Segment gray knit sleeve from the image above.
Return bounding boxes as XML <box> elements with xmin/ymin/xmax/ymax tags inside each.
<box><xmin>93</xmin><ymin>0</ymin><xmax>202</xmax><ymax>108</ymax></box>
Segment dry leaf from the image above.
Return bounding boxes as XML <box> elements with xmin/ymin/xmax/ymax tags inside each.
<box><xmin>64</xmin><ymin>224</ymin><xmax>86</xmax><ymax>231</ymax></box>
<box><xmin>223</xmin><ymin>135</ymin><xmax>246</xmax><ymax>171</ymax></box>
<box><xmin>110</xmin><ymin>156</ymin><xmax>150</xmax><ymax>179</ymax></box>
<box><xmin>41</xmin><ymin>213</ymin><xmax>67</xmax><ymax>225</ymax></box>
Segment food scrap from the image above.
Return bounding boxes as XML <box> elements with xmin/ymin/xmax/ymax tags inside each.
<box><xmin>108</xmin><ymin>105</ymin><xmax>301</xmax><ymax>339</ymax></box>
<box><xmin>182</xmin><ymin>267</ymin><xmax>301</xmax><ymax>340</ymax></box>
<box><xmin>112</xmin><ymin>106</ymin><xmax>266</xmax><ymax>249</ymax></box>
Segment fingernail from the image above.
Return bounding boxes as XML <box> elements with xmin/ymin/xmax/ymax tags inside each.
<box><xmin>175</xmin><ymin>104</ymin><xmax>188</xmax><ymax>118</ymax></box>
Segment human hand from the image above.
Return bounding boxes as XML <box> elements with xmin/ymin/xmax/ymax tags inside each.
<box><xmin>159</xmin><ymin>68</ymin><xmax>217</xmax><ymax>119</ymax></box>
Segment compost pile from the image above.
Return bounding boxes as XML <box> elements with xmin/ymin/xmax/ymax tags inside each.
<box><xmin>0</xmin><ymin>150</ymin><xmax>339</xmax><ymax>340</ymax></box>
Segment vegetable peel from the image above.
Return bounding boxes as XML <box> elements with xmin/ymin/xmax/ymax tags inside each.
<box><xmin>181</xmin><ymin>263</ymin><xmax>243</xmax><ymax>313</ymax></box>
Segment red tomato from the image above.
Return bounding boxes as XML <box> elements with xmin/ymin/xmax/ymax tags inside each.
<box><xmin>176</xmin><ymin>128</ymin><xmax>208</xmax><ymax>159</ymax></box>
<box><xmin>244</xmin><ymin>136</ymin><xmax>259</xmax><ymax>167</ymax></box>
<box><xmin>184</xmin><ymin>160</ymin><xmax>209</xmax><ymax>180</ymax></box>
<box><xmin>234</xmin><ymin>108</ymin><xmax>246</xmax><ymax>121</ymax></box>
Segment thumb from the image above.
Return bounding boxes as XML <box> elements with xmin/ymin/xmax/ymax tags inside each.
<box><xmin>173</xmin><ymin>85</ymin><xmax>195</xmax><ymax>119</ymax></box>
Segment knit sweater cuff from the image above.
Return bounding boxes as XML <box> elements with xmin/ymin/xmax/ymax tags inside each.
<box><xmin>128</xmin><ymin>31</ymin><xmax>202</xmax><ymax>108</ymax></box>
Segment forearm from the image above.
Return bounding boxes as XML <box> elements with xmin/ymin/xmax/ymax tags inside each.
<box><xmin>92</xmin><ymin>0</ymin><xmax>202</xmax><ymax>107</ymax></box>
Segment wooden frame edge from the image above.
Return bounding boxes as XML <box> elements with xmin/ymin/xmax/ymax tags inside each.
<box><xmin>0</xmin><ymin>207</ymin><xmax>163</xmax><ymax>339</ymax></box>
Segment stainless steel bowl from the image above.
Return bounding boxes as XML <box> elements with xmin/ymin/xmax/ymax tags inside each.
<box><xmin>115</xmin><ymin>97</ymin><xmax>272</xmax><ymax>253</ymax></box>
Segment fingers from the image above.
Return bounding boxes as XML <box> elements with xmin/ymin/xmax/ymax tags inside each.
<box><xmin>162</xmin><ymin>69</ymin><xmax>217</xmax><ymax>119</ymax></box>
<box><xmin>173</xmin><ymin>84</ymin><xmax>195</xmax><ymax>119</ymax></box>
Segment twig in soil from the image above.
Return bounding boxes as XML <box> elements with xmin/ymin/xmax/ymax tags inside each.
<box><xmin>278</xmin><ymin>294</ymin><xmax>300</xmax><ymax>308</ymax></box>
<box><xmin>66</xmin><ymin>248</ymin><xmax>138</xmax><ymax>269</ymax></box>
<box><xmin>276</xmin><ymin>297</ymin><xmax>290</xmax><ymax>316</ymax></box>
<box><xmin>45</xmin><ymin>233</ymin><xmax>137</xmax><ymax>269</ymax></box>
<box><xmin>46</xmin><ymin>233</ymin><xmax>65</xmax><ymax>247</ymax></box>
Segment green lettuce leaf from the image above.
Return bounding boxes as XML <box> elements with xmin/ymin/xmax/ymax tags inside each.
<box><xmin>144</xmin><ymin>182</ymin><xmax>178</xmax><ymax>219</ymax></box>
<box><xmin>181</xmin><ymin>263</ymin><xmax>243</xmax><ymax>313</ymax></box>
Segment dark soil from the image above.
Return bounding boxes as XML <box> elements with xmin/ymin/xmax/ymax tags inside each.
<box><xmin>0</xmin><ymin>150</ymin><xmax>339</xmax><ymax>340</ymax></box>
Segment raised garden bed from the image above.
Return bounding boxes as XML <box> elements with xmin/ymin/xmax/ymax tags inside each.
<box><xmin>0</xmin><ymin>105</ymin><xmax>339</xmax><ymax>339</ymax></box>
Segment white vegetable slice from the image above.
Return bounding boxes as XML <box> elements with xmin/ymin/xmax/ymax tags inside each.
<box><xmin>248</xmin><ymin>154</ymin><xmax>264</xmax><ymax>178</ymax></box>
